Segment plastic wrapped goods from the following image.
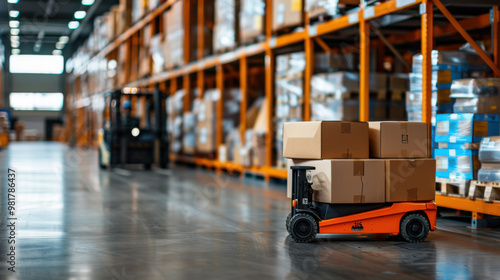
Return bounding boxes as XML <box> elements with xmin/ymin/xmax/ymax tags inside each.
<box><xmin>478</xmin><ymin>163</ymin><xmax>500</xmax><ymax>182</ymax></box>
<box><xmin>451</xmin><ymin>78</ymin><xmax>500</xmax><ymax>114</ymax></box>
<box><xmin>479</xmin><ymin>137</ymin><xmax>500</xmax><ymax>163</ymax></box>
<box><xmin>240</xmin><ymin>0</ymin><xmax>265</xmax><ymax>42</ymax></box>
<box><xmin>412</xmin><ymin>50</ymin><xmax>489</xmax><ymax>73</ymax></box>
<box><xmin>435</xmin><ymin>148</ymin><xmax>480</xmax><ymax>180</ymax></box>
<box><xmin>435</xmin><ymin>113</ymin><xmax>500</xmax><ymax>143</ymax></box>
<box><xmin>214</xmin><ymin>0</ymin><xmax>239</xmax><ymax>52</ymax></box>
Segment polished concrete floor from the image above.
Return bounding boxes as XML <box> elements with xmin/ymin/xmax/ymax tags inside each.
<box><xmin>1</xmin><ymin>142</ymin><xmax>500</xmax><ymax>280</ymax></box>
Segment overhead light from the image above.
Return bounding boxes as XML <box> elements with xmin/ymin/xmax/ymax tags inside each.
<box><xmin>9</xmin><ymin>20</ymin><xmax>19</xmax><ymax>28</ymax></box>
<box><xmin>9</xmin><ymin>10</ymin><xmax>19</xmax><ymax>18</ymax></box>
<box><xmin>68</xmin><ymin>21</ymin><xmax>79</xmax><ymax>29</ymax></box>
<box><xmin>7</xmin><ymin>0</ymin><xmax>19</xmax><ymax>4</ymax></box>
<box><xmin>11</xmin><ymin>41</ymin><xmax>20</xmax><ymax>48</ymax></box>
<box><xmin>74</xmin><ymin>11</ymin><xmax>86</xmax><ymax>19</ymax></box>
<box><xmin>10</xmin><ymin>36</ymin><xmax>19</xmax><ymax>42</ymax></box>
<box><xmin>82</xmin><ymin>0</ymin><xmax>94</xmax><ymax>5</ymax></box>
<box><xmin>59</xmin><ymin>36</ymin><xmax>69</xmax><ymax>43</ymax></box>
<box><xmin>56</xmin><ymin>42</ymin><xmax>64</xmax><ymax>49</ymax></box>
<box><xmin>12</xmin><ymin>49</ymin><xmax>20</xmax><ymax>55</ymax></box>
<box><xmin>11</xmin><ymin>29</ymin><xmax>20</xmax><ymax>36</ymax></box>
<box><xmin>53</xmin><ymin>50</ymin><xmax>62</xmax><ymax>56</ymax></box>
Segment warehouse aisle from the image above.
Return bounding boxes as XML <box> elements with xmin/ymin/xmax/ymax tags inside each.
<box><xmin>1</xmin><ymin>143</ymin><xmax>500</xmax><ymax>280</ymax></box>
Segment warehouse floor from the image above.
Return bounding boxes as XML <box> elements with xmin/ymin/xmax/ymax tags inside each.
<box><xmin>1</xmin><ymin>143</ymin><xmax>500</xmax><ymax>279</ymax></box>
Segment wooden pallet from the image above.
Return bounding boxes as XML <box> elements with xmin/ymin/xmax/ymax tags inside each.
<box><xmin>436</xmin><ymin>177</ymin><xmax>470</xmax><ymax>198</ymax></box>
<box><xmin>468</xmin><ymin>180</ymin><xmax>500</xmax><ymax>202</ymax></box>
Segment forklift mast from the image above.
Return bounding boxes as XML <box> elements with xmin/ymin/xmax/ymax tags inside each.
<box><xmin>290</xmin><ymin>166</ymin><xmax>315</xmax><ymax>215</ymax></box>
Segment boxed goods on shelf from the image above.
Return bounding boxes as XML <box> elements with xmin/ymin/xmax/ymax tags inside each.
<box><xmin>368</xmin><ymin>122</ymin><xmax>429</xmax><ymax>158</ymax></box>
<box><xmin>132</xmin><ymin>0</ymin><xmax>148</xmax><ymax>23</ymax></box>
<box><xmin>167</xmin><ymin>90</ymin><xmax>185</xmax><ymax>154</ymax></box>
<box><xmin>435</xmin><ymin>113</ymin><xmax>499</xmax><ymax>143</ymax></box>
<box><xmin>283</xmin><ymin>121</ymin><xmax>369</xmax><ymax>159</ymax></box>
<box><xmin>164</xmin><ymin>0</ymin><xmax>184</xmax><ymax>69</ymax></box>
<box><xmin>214</xmin><ymin>0</ymin><xmax>239</xmax><ymax>52</ymax></box>
<box><xmin>305</xmin><ymin>0</ymin><xmax>359</xmax><ymax>20</ymax></box>
<box><xmin>313</xmin><ymin>52</ymin><xmax>357</xmax><ymax>71</ymax></box>
<box><xmin>272</xmin><ymin>0</ymin><xmax>303</xmax><ymax>32</ymax></box>
<box><xmin>450</xmin><ymin>78</ymin><xmax>500</xmax><ymax>114</ymax></box>
<box><xmin>119</xmin><ymin>0</ymin><xmax>133</xmax><ymax>33</ymax></box>
<box><xmin>435</xmin><ymin>148</ymin><xmax>480</xmax><ymax>180</ymax></box>
<box><xmin>240</xmin><ymin>0</ymin><xmax>266</xmax><ymax>43</ymax></box>
<box><xmin>287</xmin><ymin>159</ymin><xmax>386</xmax><ymax>204</ymax></box>
<box><xmin>138</xmin><ymin>24</ymin><xmax>153</xmax><ymax>78</ymax></box>
<box><xmin>150</xmin><ymin>34</ymin><xmax>165</xmax><ymax>75</ymax></box>
<box><xmin>182</xmin><ymin>112</ymin><xmax>196</xmax><ymax>154</ymax></box>
<box><xmin>478</xmin><ymin>137</ymin><xmax>500</xmax><ymax>182</ymax></box>
<box><xmin>196</xmin><ymin>90</ymin><xmax>218</xmax><ymax>153</ymax></box>
<box><xmin>385</xmin><ymin>159</ymin><xmax>436</xmax><ymax>202</ymax></box>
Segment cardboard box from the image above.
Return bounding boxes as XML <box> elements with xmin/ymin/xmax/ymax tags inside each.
<box><xmin>369</xmin><ymin>122</ymin><xmax>429</xmax><ymax>158</ymax></box>
<box><xmin>196</xmin><ymin>120</ymin><xmax>215</xmax><ymax>153</ymax></box>
<box><xmin>240</xmin><ymin>0</ymin><xmax>265</xmax><ymax>42</ymax></box>
<box><xmin>287</xmin><ymin>159</ymin><xmax>386</xmax><ymax>204</ymax></box>
<box><xmin>385</xmin><ymin>159</ymin><xmax>436</xmax><ymax>202</ymax></box>
<box><xmin>283</xmin><ymin>121</ymin><xmax>369</xmax><ymax>159</ymax></box>
<box><xmin>253</xmin><ymin>146</ymin><xmax>266</xmax><ymax>167</ymax></box>
<box><xmin>273</xmin><ymin>0</ymin><xmax>303</xmax><ymax>32</ymax></box>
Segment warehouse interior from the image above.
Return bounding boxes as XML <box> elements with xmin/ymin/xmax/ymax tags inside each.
<box><xmin>1</xmin><ymin>0</ymin><xmax>500</xmax><ymax>279</ymax></box>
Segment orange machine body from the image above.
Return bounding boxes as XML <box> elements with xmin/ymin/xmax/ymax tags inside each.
<box><xmin>318</xmin><ymin>201</ymin><xmax>437</xmax><ymax>235</ymax></box>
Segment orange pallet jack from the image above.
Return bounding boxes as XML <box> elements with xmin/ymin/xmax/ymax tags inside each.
<box><xmin>287</xmin><ymin>166</ymin><xmax>437</xmax><ymax>243</ymax></box>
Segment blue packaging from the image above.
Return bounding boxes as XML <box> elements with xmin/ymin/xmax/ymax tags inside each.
<box><xmin>435</xmin><ymin>148</ymin><xmax>480</xmax><ymax>180</ymax></box>
<box><xmin>435</xmin><ymin>113</ymin><xmax>500</xmax><ymax>143</ymax></box>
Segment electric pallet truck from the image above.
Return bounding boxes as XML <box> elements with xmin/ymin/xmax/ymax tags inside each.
<box><xmin>287</xmin><ymin>166</ymin><xmax>437</xmax><ymax>243</ymax></box>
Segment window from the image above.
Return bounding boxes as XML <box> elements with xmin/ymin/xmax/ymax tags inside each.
<box><xmin>10</xmin><ymin>92</ymin><xmax>64</xmax><ymax>111</ymax></box>
<box><xmin>10</xmin><ymin>55</ymin><xmax>64</xmax><ymax>74</ymax></box>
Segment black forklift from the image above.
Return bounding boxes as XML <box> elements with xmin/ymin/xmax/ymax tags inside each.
<box><xmin>98</xmin><ymin>86</ymin><xmax>169</xmax><ymax>170</ymax></box>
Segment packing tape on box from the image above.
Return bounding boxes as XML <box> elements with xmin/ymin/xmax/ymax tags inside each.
<box><xmin>342</xmin><ymin>149</ymin><xmax>351</xmax><ymax>159</ymax></box>
<box><xmin>407</xmin><ymin>188</ymin><xmax>418</xmax><ymax>201</ymax></box>
<box><xmin>353</xmin><ymin>161</ymin><xmax>364</xmax><ymax>176</ymax></box>
<box><xmin>353</xmin><ymin>195</ymin><xmax>366</xmax><ymax>203</ymax></box>
<box><xmin>341</xmin><ymin>123</ymin><xmax>351</xmax><ymax>133</ymax></box>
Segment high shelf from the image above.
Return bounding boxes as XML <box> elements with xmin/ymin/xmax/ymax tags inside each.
<box><xmin>67</xmin><ymin>0</ymin><xmax>500</xmax><ymax>224</ymax></box>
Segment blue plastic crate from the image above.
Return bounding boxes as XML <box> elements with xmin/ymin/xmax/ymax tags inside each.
<box><xmin>435</xmin><ymin>113</ymin><xmax>500</xmax><ymax>143</ymax></box>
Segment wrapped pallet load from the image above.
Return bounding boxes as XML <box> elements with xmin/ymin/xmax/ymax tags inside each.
<box><xmin>306</xmin><ymin>0</ymin><xmax>359</xmax><ymax>20</ymax></box>
<box><xmin>451</xmin><ymin>78</ymin><xmax>500</xmax><ymax>115</ymax></box>
<box><xmin>478</xmin><ymin>137</ymin><xmax>500</xmax><ymax>182</ymax></box>
<box><xmin>214</xmin><ymin>0</ymin><xmax>239</xmax><ymax>53</ymax></box>
<box><xmin>164</xmin><ymin>1</ymin><xmax>184</xmax><ymax>69</ymax></box>
<box><xmin>272</xmin><ymin>0</ymin><xmax>303</xmax><ymax>32</ymax></box>
<box><xmin>240</xmin><ymin>0</ymin><xmax>266</xmax><ymax>43</ymax></box>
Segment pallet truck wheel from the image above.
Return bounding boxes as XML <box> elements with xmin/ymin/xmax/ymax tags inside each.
<box><xmin>290</xmin><ymin>213</ymin><xmax>317</xmax><ymax>243</ymax></box>
<box><xmin>286</xmin><ymin>213</ymin><xmax>292</xmax><ymax>234</ymax></box>
<box><xmin>400</xmin><ymin>213</ymin><xmax>430</xmax><ymax>243</ymax></box>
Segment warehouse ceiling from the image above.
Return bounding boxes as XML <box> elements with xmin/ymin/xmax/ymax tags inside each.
<box><xmin>0</xmin><ymin>0</ymin><xmax>118</xmax><ymax>56</ymax></box>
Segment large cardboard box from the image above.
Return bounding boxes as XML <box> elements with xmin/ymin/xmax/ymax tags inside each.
<box><xmin>287</xmin><ymin>159</ymin><xmax>386</xmax><ymax>204</ymax></box>
<box><xmin>385</xmin><ymin>159</ymin><xmax>436</xmax><ymax>202</ymax></box>
<box><xmin>273</xmin><ymin>0</ymin><xmax>303</xmax><ymax>32</ymax></box>
<box><xmin>369</xmin><ymin>122</ymin><xmax>429</xmax><ymax>158</ymax></box>
<box><xmin>196</xmin><ymin>120</ymin><xmax>215</xmax><ymax>153</ymax></box>
<box><xmin>283</xmin><ymin>121</ymin><xmax>369</xmax><ymax>159</ymax></box>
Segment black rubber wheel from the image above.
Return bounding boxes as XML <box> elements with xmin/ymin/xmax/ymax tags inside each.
<box><xmin>290</xmin><ymin>213</ymin><xmax>318</xmax><ymax>243</ymax></box>
<box><xmin>286</xmin><ymin>213</ymin><xmax>292</xmax><ymax>234</ymax></box>
<box><xmin>400</xmin><ymin>213</ymin><xmax>430</xmax><ymax>243</ymax></box>
<box><xmin>144</xmin><ymin>163</ymin><xmax>152</xmax><ymax>170</ymax></box>
<box><xmin>98</xmin><ymin>149</ymin><xmax>107</xmax><ymax>170</ymax></box>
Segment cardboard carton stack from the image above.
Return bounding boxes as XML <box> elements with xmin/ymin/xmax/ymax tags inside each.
<box><xmin>163</xmin><ymin>0</ymin><xmax>184</xmax><ymax>69</ymax></box>
<box><xmin>310</xmin><ymin>72</ymin><xmax>407</xmax><ymax>122</ymax></box>
<box><xmin>434</xmin><ymin>113</ymin><xmax>499</xmax><ymax>180</ymax></box>
<box><xmin>272</xmin><ymin>0</ymin><xmax>303</xmax><ymax>32</ymax></box>
<box><xmin>132</xmin><ymin>0</ymin><xmax>148</xmax><ymax>23</ymax></box>
<box><xmin>284</xmin><ymin>121</ymin><xmax>435</xmax><ymax>204</ymax></box>
<box><xmin>305</xmin><ymin>0</ymin><xmax>359</xmax><ymax>21</ymax></box>
<box><xmin>167</xmin><ymin>90</ymin><xmax>185</xmax><ymax>154</ymax></box>
<box><xmin>182</xmin><ymin>112</ymin><xmax>197</xmax><ymax>155</ymax></box>
<box><xmin>478</xmin><ymin>137</ymin><xmax>500</xmax><ymax>182</ymax></box>
<box><xmin>196</xmin><ymin>90</ymin><xmax>218</xmax><ymax>154</ymax></box>
<box><xmin>214</xmin><ymin>0</ymin><xmax>239</xmax><ymax>52</ymax></box>
<box><xmin>138</xmin><ymin>24</ymin><xmax>153</xmax><ymax>78</ymax></box>
<box><xmin>240</xmin><ymin>0</ymin><xmax>265</xmax><ymax>43</ymax></box>
<box><xmin>275</xmin><ymin>52</ymin><xmax>305</xmax><ymax>168</ymax></box>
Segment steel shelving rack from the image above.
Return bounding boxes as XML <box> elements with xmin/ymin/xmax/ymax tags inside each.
<box><xmin>67</xmin><ymin>0</ymin><xmax>500</xmax><ymax>224</ymax></box>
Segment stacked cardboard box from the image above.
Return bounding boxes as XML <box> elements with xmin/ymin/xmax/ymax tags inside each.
<box><xmin>305</xmin><ymin>0</ymin><xmax>359</xmax><ymax>20</ymax></box>
<box><xmin>138</xmin><ymin>24</ymin><xmax>153</xmax><ymax>78</ymax></box>
<box><xmin>240</xmin><ymin>0</ymin><xmax>265</xmax><ymax>43</ymax></box>
<box><xmin>310</xmin><ymin>72</ymin><xmax>407</xmax><ymax>121</ymax></box>
<box><xmin>214</xmin><ymin>0</ymin><xmax>239</xmax><ymax>52</ymax></box>
<box><xmin>434</xmin><ymin>113</ymin><xmax>499</xmax><ymax>180</ymax></box>
<box><xmin>196</xmin><ymin>90</ymin><xmax>218</xmax><ymax>154</ymax></box>
<box><xmin>163</xmin><ymin>0</ymin><xmax>184</xmax><ymax>69</ymax></box>
<box><xmin>275</xmin><ymin>52</ymin><xmax>305</xmax><ymax>168</ymax></box>
<box><xmin>182</xmin><ymin>112</ymin><xmax>197</xmax><ymax>154</ymax></box>
<box><xmin>132</xmin><ymin>0</ymin><xmax>148</xmax><ymax>23</ymax></box>
<box><xmin>478</xmin><ymin>137</ymin><xmax>500</xmax><ymax>182</ymax></box>
<box><xmin>167</xmin><ymin>90</ymin><xmax>185</xmax><ymax>154</ymax></box>
<box><xmin>272</xmin><ymin>0</ymin><xmax>303</xmax><ymax>32</ymax></box>
<box><xmin>284</xmin><ymin>121</ymin><xmax>435</xmax><ymax>204</ymax></box>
